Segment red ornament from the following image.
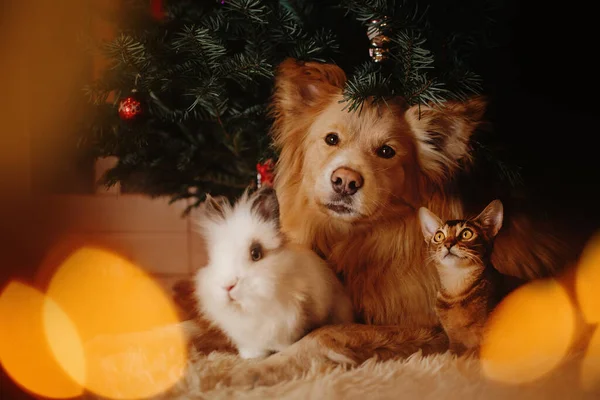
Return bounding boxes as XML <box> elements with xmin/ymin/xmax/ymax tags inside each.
<box><xmin>150</xmin><ymin>0</ymin><xmax>165</xmax><ymax>20</ymax></box>
<box><xmin>256</xmin><ymin>159</ymin><xmax>275</xmax><ymax>188</ymax></box>
<box><xmin>118</xmin><ymin>94</ymin><xmax>143</xmax><ymax>121</ymax></box>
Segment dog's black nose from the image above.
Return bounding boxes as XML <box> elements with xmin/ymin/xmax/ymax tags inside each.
<box><xmin>331</xmin><ymin>167</ymin><xmax>364</xmax><ymax>196</ymax></box>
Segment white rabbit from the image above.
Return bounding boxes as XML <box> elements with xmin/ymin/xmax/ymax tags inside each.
<box><xmin>194</xmin><ymin>186</ymin><xmax>354</xmax><ymax>359</ymax></box>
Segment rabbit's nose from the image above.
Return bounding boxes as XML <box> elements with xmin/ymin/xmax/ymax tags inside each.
<box><xmin>224</xmin><ymin>281</ymin><xmax>237</xmax><ymax>292</ymax></box>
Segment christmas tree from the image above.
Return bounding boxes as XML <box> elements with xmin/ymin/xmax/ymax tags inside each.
<box><xmin>83</xmin><ymin>0</ymin><xmax>516</xmax><ymax>210</ymax></box>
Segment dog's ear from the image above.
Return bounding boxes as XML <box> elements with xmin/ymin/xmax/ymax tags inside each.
<box><xmin>273</xmin><ymin>58</ymin><xmax>346</xmax><ymax>117</ymax></box>
<box><xmin>405</xmin><ymin>96</ymin><xmax>487</xmax><ymax>184</ymax></box>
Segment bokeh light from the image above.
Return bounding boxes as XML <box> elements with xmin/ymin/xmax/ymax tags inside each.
<box><xmin>46</xmin><ymin>246</ymin><xmax>187</xmax><ymax>399</ymax></box>
<box><xmin>480</xmin><ymin>278</ymin><xmax>575</xmax><ymax>384</ymax></box>
<box><xmin>576</xmin><ymin>234</ymin><xmax>600</xmax><ymax>324</ymax></box>
<box><xmin>576</xmin><ymin>234</ymin><xmax>600</xmax><ymax>391</ymax></box>
<box><xmin>43</xmin><ymin>293</ymin><xmax>87</xmax><ymax>389</ymax></box>
<box><xmin>1</xmin><ymin>246</ymin><xmax>188</xmax><ymax>400</ymax></box>
<box><xmin>581</xmin><ymin>327</ymin><xmax>600</xmax><ymax>392</ymax></box>
<box><xmin>0</xmin><ymin>281</ymin><xmax>84</xmax><ymax>399</ymax></box>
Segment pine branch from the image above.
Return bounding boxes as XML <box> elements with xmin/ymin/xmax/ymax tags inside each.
<box><xmin>103</xmin><ymin>34</ymin><xmax>150</xmax><ymax>72</ymax></box>
<box><xmin>310</xmin><ymin>29</ymin><xmax>340</xmax><ymax>57</ymax></box>
<box><xmin>403</xmin><ymin>75</ymin><xmax>447</xmax><ymax>105</ymax></box>
<box><xmin>172</xmin><ymin>25</ymin><xmax>226</xmax><ymax>69</ymax></box>
<box><xmin>218</xmin><ymin>53</ymin><xmax>273</xmax><ymax>89</ymax></box>
<box><xmin>390</xmin><ymin>31</ymin><xmax>435</xmax><ymax>100</ymax></box>
<box><xmin>160</xmin><ymin>59</ymin><xmax>206</xmax><ymax>80</ymax></box>
<box><xmin>223</xmin><ymin>0</ymin><xmax>270</xmax><ymax>24</ymax></box>
<box><xmin>270</xmin><ymin>7</ymin><xmax>306</xmax><ymax>43</ymax></box>
<box><xmin>82</xmin><ymin>0</ymin><xmax>516</xmax><ymax>200</ymax></box>
<box><xmin>199</xmin><ymin>10</ymin><xmax>227</xmax><ymax>32</ymax></box>
<box><xmin>339</xmin><ymin>0</ymin><xmax>389</xmax><ymax>22</ymax></box>
<box><xmin>290</xmin><ymin>30</ymin><xmax>338</xmax><ymax>61</ymax></box>
<box><xmin>184</xmin><ymin>78</ymin><xmax>228</xmax><ymax>118</ymax></box>
<box><xmin>391</xmin><ymin>31</ymin><xmax>434</xmax><ymax>75</ymax></box>
<box><xmin>342</xmin><ymin>63</ymin><xmax>393</xmax><ymax>112</ymax></box>
<box><xmin>445</xmin><ymin>69</ymin><xmax>482</xmax><ymax>101</ymax></box>
<box><xmin>83</xmin><ymin>83</ymin><xmax>111</xmax><ymax>106</ymax></box>
<box><xmin>279</xmin><ymin>0</ymin><xmax>317</xmax><ymax>24</ymax></box>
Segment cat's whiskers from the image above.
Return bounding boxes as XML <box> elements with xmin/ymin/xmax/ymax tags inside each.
<box><xmin>463</xmin><ymin>253</ymin><xmax>485</xmax><ymax>269</ymax></box>
<box><xmin>425</xmin><ymin>252</ymin><xmax>440</xmax><ymax>265</ymax></box>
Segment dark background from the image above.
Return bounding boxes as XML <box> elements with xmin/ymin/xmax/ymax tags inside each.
<box><xmin>478</xmin><ymin>0</ymin><xmax>598</xmax><ymax>226</ymax></box>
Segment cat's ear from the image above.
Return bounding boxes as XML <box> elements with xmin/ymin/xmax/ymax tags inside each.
<box><xmin>475</xmin><ymin>199</ymin><xmax>504</xmax><ymax>237</ymax></box>
<box><xmin>250</xmin><ymin>186</ymin><xmax>281</xmax><ymax>229</ymax></box>
<box><xmin>418</xmin><ymin>207</ymin><xmax>442</xmax><ymax>242</ymax></box>
<box><xmin>202</xmin><ymin>194</ymin><xmax>229</xmax><ymax>222</ymax></box>
<box><xmin>406</xmin><ymin>96</ymin><xmax>487</xmax><ymax>184</ymax></box>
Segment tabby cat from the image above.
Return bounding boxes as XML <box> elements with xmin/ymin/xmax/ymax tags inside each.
<box><xmin>419</xmin><ymin>200</ymin><xmax>525</xmax><ymax>355</ymax></box>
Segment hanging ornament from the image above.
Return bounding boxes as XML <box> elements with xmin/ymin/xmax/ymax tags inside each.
<box><xmin>256</xmin><ymin>159</ymin><xmax>275</xmax><ymax>188</ymax></box>
<box><xmin>150</xmin><ymin>0</ymin><xmax>165</xmax><ymax>21</ymax></box>
<box><xmin>118</xmin><ymin>89</ymin><xmax>143</xmax><ymax>121</ymax></box>
<box><xmin>367</xmin><ymin>17</ymin><xmax>391</xmax><ymax>63</ymax></box>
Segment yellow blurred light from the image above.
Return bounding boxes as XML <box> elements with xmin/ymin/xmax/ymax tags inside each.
<box><xmin>43</xmin><ymin>294</ymin><xmax>87</xmax><ymax>389</ymax></box>
<box><xmin>581</xmin><ymin>327</ymin><xmax>600</xmax><ymax>392</ymax></box>
<box><xmin>0</xmin><ymin>281</ymin><xmax>84</xmax><ymax>399</ymax></box>
<box><xmin>480</xmin><ymin>278</ymin><xmax>575</xmax><ymax>384</ymax></box>
<box><xmin>46</xmin><ymin>246</ymin><xmax>187</xmax><ymax>399</ymax></box>
<box><xmin>576</xmin><ymin>234</ymin><xmax>600</xmax><ymax>391</ymax></box>
<box><xmin>576</xmin><ymin>234</ymin><xmax>600</xmax><ymax>324</ymax></box>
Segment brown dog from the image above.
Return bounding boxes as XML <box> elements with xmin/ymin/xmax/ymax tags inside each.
<box><xmin>186</xmin><ymin>58</ymin><xmax>579</xmax><ymax>386</ymax></box>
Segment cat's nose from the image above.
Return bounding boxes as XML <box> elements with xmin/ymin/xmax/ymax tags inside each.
<box><xmin>444</xmin><ymin>241</ymin><xmax>455</xmax><ymax>249</ymax></box>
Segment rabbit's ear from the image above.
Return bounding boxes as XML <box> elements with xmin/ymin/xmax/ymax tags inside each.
<box><xmin>203</xmin><ymin>194</ymin><xmax>229</xmax><ymax>222</ymax></box>
<box><xmin>250</xmin><ymin>186</ymin><xmax>280</xmax><ymax>229</ymax></box>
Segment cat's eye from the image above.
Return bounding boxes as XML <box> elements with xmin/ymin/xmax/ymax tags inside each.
<box><xmin>325</xmin><ymin>133</ymin><xmax>339</xmax><ymax>146</ymax></box>
<box><xmin>376</xmin><ymin>145</ymin><xmax>396</xmax><ymax>159</ymax></box>
<box><xmin>433</xmin><ymin>231</ymin><xmax>445</xmax><ymax>243</ymax></box>
<box><xmin>250</xmin><ymin>243</ymin><xmax>263</xmax><ymax>261</ymax></box>
<box><xmin>461</xmin><ymin>229</ymin><xmax>474</xmax><ymax>240</ymax></box>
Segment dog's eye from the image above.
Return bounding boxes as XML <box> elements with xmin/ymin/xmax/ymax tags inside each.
<box><xmin>325</xmin><ymin>133</ymin><xmax>339</xmax><ymax>146</ymax></box>
<box><xmin>376</xmin><ymin>145</ymin><xmax>396</xmax><ymax>159</ymax></box>
<box><xmin>250</xmin><ymin>243</ymin><xmax>263</xmax><ymax>262</ymax></box>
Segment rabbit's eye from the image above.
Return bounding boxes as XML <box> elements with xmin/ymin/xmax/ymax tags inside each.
<box><xmin>250</xmin><ymin>243</ymin><xmax>263</xmax><ymax>261</ymax></box>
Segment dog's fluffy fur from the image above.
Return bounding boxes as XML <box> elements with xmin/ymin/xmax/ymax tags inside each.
<box><xmin>183</xmin><ymin>59</ymin><xmax>580</xmax><ymax>383</ymax></box>
<box><xmin>271</xmin><ymin>59</ymin><xmax>572</xmax><ymax>328</ymax></box>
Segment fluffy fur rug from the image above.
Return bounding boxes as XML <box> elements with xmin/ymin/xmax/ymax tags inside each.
<box><xmin>85</xmin><ymin>326</ymin><xmax>599</xmax><ymax>400</ymax></box>
<box><xmin>163</xmin><ymin>352</ymin><xmax>597</xmax><ymax>400</ymax></box>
